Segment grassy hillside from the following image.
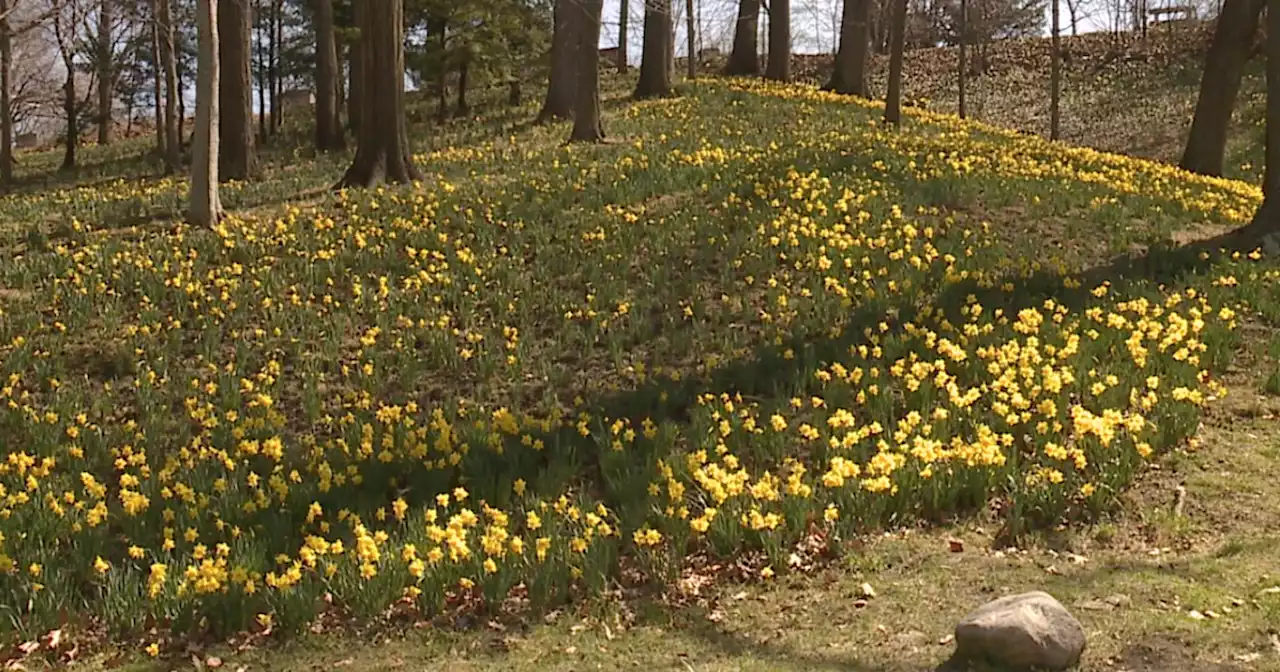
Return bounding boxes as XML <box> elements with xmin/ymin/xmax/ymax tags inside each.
<box><xmin>790</xmin><ymin>26</ymin><xmax>1266</xmax><ymax>183</ymax></box>
<box><xmin>1</xmin><ymin>66</ymin><xmax>1279</xmax><ymax>671</ymax></box>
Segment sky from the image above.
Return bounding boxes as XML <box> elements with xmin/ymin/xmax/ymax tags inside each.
<box><xmin>598</xmin><ymin>0</ymin><xmax>1147</xmax><ymax>64</ymax></box>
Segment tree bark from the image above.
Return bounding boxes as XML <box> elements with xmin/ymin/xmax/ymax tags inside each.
<box><xmin>618</xmin><ymin>0</ymin><xmax>629</xmax><ymax>72</ymax></box>
<box><xmin>1050</xmin><ymin>0</ymin><xmax>1060</xmax><ymax>140</ymax></box>
<box><xmin>766</xmin><ymin>0</ymin><xmax>790</xmax><ymax>81</ymax></box>
<box><xmin>270</xmin><ymin>0</ymin><xmax>282</xmax><ymax>134</ymax></box>
<box><xmin>823</xmin><ymin>0</ymin><xmax>869</xmax><ymax>95</ymax></box>
<box><xmin>191</xmin><ymin>0</ymin><xmax>222</xmax><ymax>226</ymax></box>
<box><xmin>1248</xmin><ymin>0</ymin><xmax>1280</xmax><ymax>234</ymax></box>
<box><xmin>256</xmin><ymin>0</ymin><xmax>267</xmax><ymax>140</ymax></box>
<box><xmin>1180</xmin><ymin>0</ymin><xmax>1265</xmax><ymax>177</ymax></box>
<box><xmin>569</xmin><ymin>0</ymin><xmax>604</xmax><ymax>142</ymax></box>
<box><xmin>635</xmin><ymin>0</ymin><xmax>673</xmax><ymax>98</ymax></box>
<box><xmin>958</xmin><ymin>0</ymin><xmax>966</xmax><ymax>118</ymax></box>
<box><xmin>159</xmin><ymin>0</ymin><xmax>181</xmax><ymax>172</ymax></box>
<box><xmin>98</xmin><ymin>0</ymin><xmax>113</xmax><ymax>145</ymax></box>
<box><xmin>456</xmin><ymin>56</ymin><xmax>470</xmax><ymax>117</ymax></box>
<box><xmin>686</xmin><ymin>0</ymin><xmax>696</xmax><ymax>79</ymax></box>
<box><xmin>219</xmin><ymin>0</ymin><xmax>255</xmax><ymax>179</ymax></box>
<box><xmin>537</xmin><ymin>0</ymin><xmax>578</xmax><ymax>123</ymax></box>
<box><xmin>336</xmin><ymin>0</ymin><xmax>422</xmax><ymax>188</ymax></box>
<box><xmin>0</xmin><ymin>0</ymin><xmax>12</xmax><ymax>186</ymax></box>
<box><xmin>883</xmin><ymin>0</ymin><xmax>906</xmax><ymax>124</ymax></box>
<box><xmin>725</xmin><ymin>0</ymin><xmax>761</xmax><ymax>75</ymax></box>
<box><xmin>151</xmin><ymin>0</ymin><xmax>165</xmax><ymax>156</ymax></box>
<box><xmin>314</xmin><ymin>0</ymin><xmax>344</xmax><ymax>151</ymax></box>
<box><xmin>347</xmin><ymin>23</ymin><xmax>362</xmax><ymax>131</ymax></box>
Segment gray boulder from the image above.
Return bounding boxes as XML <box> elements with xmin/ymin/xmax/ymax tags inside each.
<box><xmin>952</xmin><ymin>591</ymin><xmax>1086</xmax><ymax>670</ymax></box>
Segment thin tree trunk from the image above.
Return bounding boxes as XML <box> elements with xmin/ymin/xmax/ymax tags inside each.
<box><xmin>152</xmin><ymin>0</ymin><xmax>165</xmax><ymax>156</ymax></box>
<box><xmin>219</xmin><ymin>0</ymin><xmax>255</xmax><ymax>178</ymax></box>
<box><xmin>268</xmin><ymin>0</ymin><xmax>279</xmax><ymax>134</ymax></box>
<box><xmin>1180</xmin><ymin>0</ymin><xmax>1265</xmax><ymax>177</ymax></box>
<box><xmin>884</xmin><ymin>0</ymin><xmax>906</xmax><ymax>124</ymax></box>
<box><xmin>434</xmin><ymin>17</ymin><xmax>447</xmax><ymax>123</ymax></box>
<box><xmin>456</xmin><ymin>56</ymin><xmax>470</xmax><ymax>116</ymax></box>
<box><xmin>1050</xmin><ymin>0</ymin><xmax>1061</xmax><ymax>140</ymax></box>
<box><xmin>190</xmin><ymin>0</ymin><xmax>222</xmax><ymax>226</ymax></box>
<box><xmin>1250</xmin><ymin>0</ymin><xmax>1280</xmax><ymax>233</ymax></box>
<box><xmin>537</xmin><ymin>0</ymin><xmax>578</xmax><ymax>123</ymax></box>
<box><xmin>336</xmin><ymin>0</ymin><xmax>422</xmax><ymax>188</ymax></box>
<box><xmin>635</xmin><ymin>0</ymin><xmax>673</xmax><ymax>99</ymax></box>
<box><xmin>618</xmin><ymin>0</ymin><xmax>629</xmax><ymax>72</ymax></box>
<box><xmin>60</xmin><ymin>73</ymin><xmax>75</xmax><ymax>171</ymax></box>
<box><xmin>765</xmin><ymin>0</ymin><xmax>790</xmax><ymax>81</ymax></box>
<box><xmin>725</xmin><ymin>0</ymin><xmax>761</xmax><ymax>75</ymax></box>
<box><xmin>347</xmin><ymin>25</ymin><xmax>362</xmax><ymax>131</ymax></box>
<box><xmin>160</xmin><ymin>0</ymin><xmax>180</xmax><ymax>170</ymax></box>
<box><xmin>98</xmin><ymin>0</ymin><xmax>113</xmax><ymax>145</ymax></box>
<box><xmin>686</xmin><ymin>0</ymin><xmax>696</xmax><ymax>79</ymax></box>
<box><xmin>823</xmin><ymin>0</ymin><xmax>869</xmax><ymax>95</ymax></box>
<box><xmin>0</xmin><ymin>0</ymin><xmax>12</xmax><ymax>186</ymax></box>
<box><xmin>256</xmin><ymin>0</ymin><xmax>267</xmax><ymax>140</ymax></box>
<box><xmin>314</xmin><ymin>0</ymin><xmax>344</xmax><ymax>151</ymax></box>
<box><xmin>958</xmin><ymin>0</ymin><xmax>967</xmax><ymax>118</ymax></box>
<box><xmin>569</xmin><ymin>0</ymin><xmax>605</xmax><ymax>142</ymax></box>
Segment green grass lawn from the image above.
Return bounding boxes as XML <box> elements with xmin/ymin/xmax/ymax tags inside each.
<box><xmin>2</xmin><ymin>70</ymin><xmax>1280</xmax><ymax>671</ymax></box>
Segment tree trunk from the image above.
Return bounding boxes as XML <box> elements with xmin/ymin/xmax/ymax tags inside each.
<box><xmin>1050</xmin><ymin>0</ymin><xmax>1060</xmax><ymax>140</ymax></box>
<box><xmin>152</xmin><ymin>0</ymin><xmax>165</xmax><ymax>156</ymax></box>
<box><xmin>270</xmin><ymin>0</ymin><xmax>282</xmax><ymax>134</ymax></box>
<box><xmin>347</xmin><ymin>27</ymin><xmax>362</xmax><ymax>131</ymax></box>
<box><xmin>456</xmin><ymin>56</ymin><xmax>470</xmax><ymax>117</ymax></box>
<box><xmin>190</xmin><ymin>0</ymin><xmax>222</xmax><ymax>226</ymax></box>
<box><xmin>725</xmin><ymin>0</ymin><xmax>760</xmax><ymax>75</ymax></box>
<box><xmin>219</xmin><ymin>0</ymin><xmax>255</xmax><ymax>179</ymax></box>
<box><xmin>1249</xmin><ymin>0</ymin><xmax>1280</xmax><ymax>234</ymax></box>
<box><xmin>569</xmin><ymin>0</ymin><xmax>604</xmax><ymax>142</ymax></box>
<box><xmin>765</xmin><ymin>0</ymin><xmax>790</xmax><ymax>81</ymax></box>
<box><xmin>336</xmin><ymin>0</ymin><xmax>422</xmax><ymax>188</ymax></box>
<box><xmin>958</xmin><ymin>0</ymin><xmax>966</xmax><ymax>118</ymax></box>
<box><xmin>686</xmin><ymin>0</ymin><xmax>696</xmax><ymax>79</ymax></box>
<box><xmin>618</xmin><ymin>0</ymin><xmax>629</xmax><ymax>72</ymax></box>
<box><xmin>1180</xmin><ymin>0</ymin><xmax>1265</xmax><ymax>177</ymax></box>
<box><xmin>256</xmin><ymin>1</ymin><xmax>267</xmax><ymax>140</ymax></box>
<box><xmin>508</xmin><ymin>80</ymin><xmax>522</xmax><ymax>106</ymax></box>
<box><xmin>314</xmin><ymin>0</ymin><xmax>344</xmax><ymax>151</ymax></box>
<box><xmin>635</xmin><ymin>0</ymin><xmax>673</xmax><ymax>98</ymax></box>
<box><xmin>266</xmin><ymin>0</ymin><xmax>276</xmax><ymax>135</ymax></box>
<box><xmin>98</xmin><ymin>0</ymin><xmax>113</xmax><ymax>145</ymax></box>
<box><xmin>883</xmin><ymin>0</ymin><xmax>906</xmax><ymax>124</ymax></box>
<box><xmin>159</xmin><ymin>0</ymin><xmax>180</xmax><ymax>172</ymax></box>
<box><xmin>432</xmin><ymin>17</ymin><xmax>447</xmax><ymax>124</ymax></box>
<box><xmin>537</xmin><ymin>0</ymin><xmax>578</xmax><ymax>123</ymax></box>
<box><xmin>823</xmin><ymin>0</ymin><xmax>869</xmax><ymax>95</ymax></box>
<box><xmin>0</xmin><ymin>0</ymin><xmax>12</xmax><ymax>186</ymax></box>
<box><xmin>60</xmin><ymin>73</ymin><xmax>76</xmax><ymax>171</ymax></box>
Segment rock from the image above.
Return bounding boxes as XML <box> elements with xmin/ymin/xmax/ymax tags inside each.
<box><xmin>953</xmin><ymin>591</ymin><xmax>1086</xmax><ymax>671</ymax></box>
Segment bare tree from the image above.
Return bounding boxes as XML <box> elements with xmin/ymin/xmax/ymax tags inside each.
<box><xmin>538</xmin><ymin>0</ymin><xmax>577</xmax><ymax>123</ymax></box>
<box><xmin>618</xmin><ymin>0</ymin><xmax>629</xmax><ymax>72</ymax></box>
<box><xmin>313</xmin><ymin>0</ymin><xmax>343</xmax><ymax>151</ymax></box>
<box><xmin>1180</xmin><ymin>0</ymin><xmax>1264</xmax><ymax>176</ymax></box>
<box><xmin>1050</xmin><ymin>0</ymin><xmax>1060</xmax><ymax>140</ymax></box>
<box><xmin>765</xmin><ymin>0</ymin><xmax>790</xmax><ymax>81</ymax></box>
<box><xmin>884</xmin><ymin>0</ymin><xmax>905</xmax><ymax>123</ymax></box>
<box><xmin>158</xmin><ymin>0</ymin><xmax>179</xmax><ymax>172</ymax></box>
<box><xmin>96</xmin><ymin>0</ymin><xmax>111</xmax><ymax>144</ymax></box>
<box><xmin>190</xmin><ymin>0</ymin><xmax>221</xmax><ymax>226</ymax></box>
<box><xmin>635</xmin><ymin>0</ymin><xmax>673</xmax><ymax>98</ymax></box>
<box><xmin>686</xmin><ymin>0</ymin><xmax>695</xmax><ymax>79</ymax></box>
<box><xmin>823</xmin><ymin>0</ymin><xmax>869</xmax><ymax>95</ymax></box>
<box><xmin>725</xmin><ymin>0</ymin><xmax>760</xmax><ymax>75</ymax></box>
<box><xmin>336</xmin><ymin>0</ymin><xmax>421</xmax><ymax>188</ymax></box>
<box><xmin>569</xmin><ymin>0</ymin><xmax>604</xmax><ymax>142</ymax></box>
